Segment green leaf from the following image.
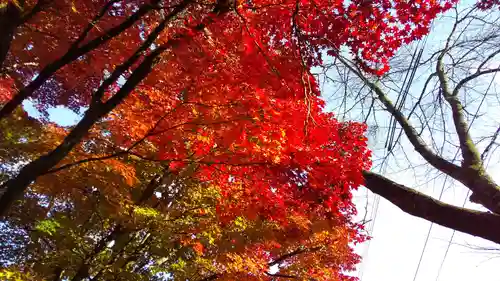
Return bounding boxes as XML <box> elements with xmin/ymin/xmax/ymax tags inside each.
<box><xmin>133</xmin><ymin>206</ymin><xmax>160</xmax><ymax>218</ymax></box>
<box><xmin>35</xmin><ymin>219</ymin><xmax>61</xmax><ymax>236</ymax></box>
<box><xmin>170</xmin><ymin>258</ymin><xmax>186</xmax><ymax>272</ymax></box>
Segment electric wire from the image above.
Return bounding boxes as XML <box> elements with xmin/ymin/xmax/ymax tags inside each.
<box><xmin>434</xmin><ymin>71</ymin><xmax>498</xmax><ymax>281</ymax></box>
<box><xmin>412</xmin><ymin>68</ymin><xmax>495</xmax><ymax>281</ymax></box>
<box><xmin>360</xmin><ymin>20</ymin><xmax>434</xmax><ymax>281</ymax></box>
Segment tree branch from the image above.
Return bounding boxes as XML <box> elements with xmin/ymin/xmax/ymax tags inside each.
<box><xmin>0</xmin><ymin>1</ymin><xmax>23</xmax><ymax>69</ymax></box>
<box><xmin>338</xmin><ymin>53</ymin><xmax>500</xmax><ymax>214</ymax></box>
<box><xmin>91</xmin><ymin>0</ymin><xmax>192</xmax><ymax>105</ymax></box>
<box><xmin>452</xmin><ymin>66</ymin><xmax>500</xmax><ymax>97</ymax></box>
<box><xmin>268</xmin><ymin>246</ymin><xmax>322</xmax><ymax>267</ymax></box>
<box><xmin>362</xmin><ymin>170</ymin><xmax>500</xmax><ymax>244</ymax></box>
<box><xmin>199</xmin><ymin>246</ymin><xmax>323</xmax><ymax>281</ymax></box>
<box><xmin>0</xmin><ymin>41</ymin><xmax>167</xmax><ymax>218</ymax></box>
<box><xmin>0</xmin><ymin>0</ymin><xmax>162</xmax><ymax>120</ymax></box>
<box><xmin>336</xmin><ymin>55</ymin><xmax>463</xmax><ymax>180</ymax></box>
<box><xmin>436</xmin><ymin>40</ymin><xmax>500</xmax><ymax>213</ymax></box>
<box><xmin>19</xmin><ymin>0</ymin><xmax>51</xmax><ymax>25</ymax></box>
<box><xmin>265</xmin><ymin>272</ymin><xmax>299</xmax><ymax>279</ymax></box>
<box><xmin>70</xmin><ymin>0</ymin><xmax>121</xmax><ymax>50</ymax></box>
<box><xmin>436</xmin><ymin>52</ymin><xmax>482</xmax><ymax>168</ymax></box>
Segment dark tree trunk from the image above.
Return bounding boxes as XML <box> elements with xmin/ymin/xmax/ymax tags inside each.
<box><xmin>0</xmin><ymin>1</ymin><xmax>23</xmax><ymax>70</ymax></box>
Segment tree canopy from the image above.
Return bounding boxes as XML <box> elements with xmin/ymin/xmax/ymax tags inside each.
<box><xmin>0</xmin><ymin>0</ymin><xmax>466</xmax><ymax>280</ymax></box>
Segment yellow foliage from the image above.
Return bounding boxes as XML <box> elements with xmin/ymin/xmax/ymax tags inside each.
<box><xmin>0</xmin><ymin>269</ymin><xmax>35</xmax><ymax>281</ymax></box>
<box><xmin>133</xmin><ymin>206</ymin><xmax>160</xmax><ymax>218</ymax></box>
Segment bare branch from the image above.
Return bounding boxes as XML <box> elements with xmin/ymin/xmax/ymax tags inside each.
<box><xmin>452</xmin><ymin>66</ymin><xmax>500</xmax><ymax>97</ymax></box>
<box><xmin>336</xmin><ymin>55</ymin><xmax>463</xmax><ymax>180</ymax></box>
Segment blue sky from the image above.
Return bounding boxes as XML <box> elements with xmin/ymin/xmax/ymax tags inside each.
<box><xmin>23</xmin><ymin>99</ymin><xmax>82</xmax><ymax>127</ymax></box>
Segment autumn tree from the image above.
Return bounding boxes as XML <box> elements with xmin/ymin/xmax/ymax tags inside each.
<box><xmin>322</xmin><ymin>1</ymin><xmax>500</xmax><ymax>244</ymax></box>
<box><xmin>0</xmin><ymin>70</ymin><xmax>370</xmax><ymax>280</ymax></box>
<box><xmin>0</xmin><ymin>0</ymin><xmax>454</xmax><ymax>220</ymax></box>
<box><xmin>0</xmin><ymin>0</ymin><xmax>460</xmax><ymax>280</ymax></box>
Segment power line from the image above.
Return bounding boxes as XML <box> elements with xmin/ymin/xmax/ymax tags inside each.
<box><xmin>411</xmin><ymin>104</ymin><xmax>480</xmax><ymax>280</ymax></box>
<box><xmin>360</xmin><ymin>21</ymin><xmax>434</xmax><ymax>281</ymax></box>
<box><xmin>411</xmin><ymin>173</ymin><xmax>450</xmax><ymax>281</ymax></box>
<box><xmin>386</xmin><ymin>26</ymin><xmax>433</xmax><ymax>154</ymax></box>
<box><xmin>412</xmin><ymin>66</ymin><xmax>495</xmax><ymax>281</ymax></box>
<box><xmin>434</xmin><ymin>71</ymin><xmax>498</xmax><ymax>281</ymax></box>
<box><xmin>384</xmin><ymin>43</ymin><xmax>421</xmax><ymax>152</ymax></box>
<box><xmin>358</xmin><ymin>167</ymin><xmax>382</xmax><ymax>281</ymax></box>
<box><xmin>434</xmin><ymin>190</ymin><xmax>469</xmax><ymax>281</ymax></box>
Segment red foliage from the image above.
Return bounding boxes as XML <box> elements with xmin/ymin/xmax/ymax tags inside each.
<box><xmin>477</xmin><ymin>0</ymin><xmax>500</xmax><ymax>9</ymax></box>
<box><xmin>102</xmin><ymin>16</ymin><xmax>373</xmax><ymax>239</ymax></box>
<box><xmin>0</xmin><ymin>0</ymin><xmax>463</xmax><ymax>258</ymax></box>
<box><xmin>0</xmin><ymin>0</ymin><xmax>477</xmax><ymax>278</ymax></box>
<box><xmin>1</xmin><ymin>0</ymin><xmax>458</xmax><ymax>113</ymax></box>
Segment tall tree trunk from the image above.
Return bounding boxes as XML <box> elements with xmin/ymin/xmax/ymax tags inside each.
<box><xmin>0</xmin><ymin>1</ymin><xmax>23</xmax><ymax>70</ymax></box>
